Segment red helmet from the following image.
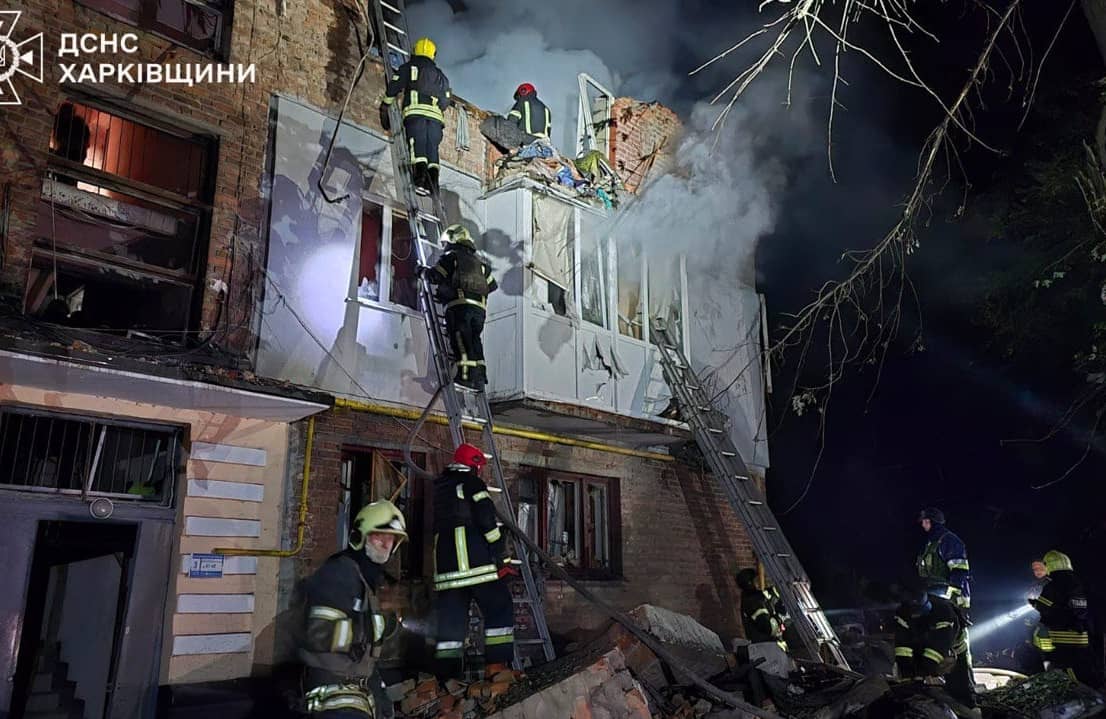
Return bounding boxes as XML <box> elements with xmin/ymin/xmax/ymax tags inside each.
<box><xmin>453</xmin><ymin>443</ymin><xmax>487</xmax><ymax>470</ymax></box>
<box><xmin>514</xmin><ymin>83</ymin><xmax>536</xmax><ymax>99</ymax></box>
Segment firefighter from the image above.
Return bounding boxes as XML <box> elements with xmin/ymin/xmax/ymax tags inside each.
<box><xmin>894</xmin><ymin>582</ymin><xmax>976</xmax><ymax>709</ymax></box>
<box><xmin>736</xmin><ymin>568</ymin><xmax>788</xmax><ymax>650</ymax></box>
<box><xmin>507</xmin><ymin>83</ymin><xmax>551</xmax><ymax>143</ymax></box>
<box><xmin>1028</xmin><ymin>550</ymin><xmax>1094</xmax><ymax>684</ymax></box>
<box><xmin>1028</xmin><ymin>559</ymin><xmax>1051</xmax><ymax>601</ymax></box>
<box><xmin>381</xmin><ymin>37</ymin><xmax>451</xmax><ymax>196</ymax></box>
<box><xmin>916</xmin><ymin>507</ymin><xmax>972</xmax><ymax>614</ymax></box>
<box><xmin>425</xmin><ymin>224</ymin><xmax>497</xmax><ymax>390</ymax></box>
<box><xmin>736</xmin><ymin>568</ymin><xmax>789</xmax><ymax>712</ymax></box>
<box><xmin>298</xmin><ymin>500</ymin><xmax>408</xmax><ymax>719</ymax></box>
<box><xmin>431</xmin><ymin>443</ymin><xmax>520</xmax><ymax>682</ymax></box>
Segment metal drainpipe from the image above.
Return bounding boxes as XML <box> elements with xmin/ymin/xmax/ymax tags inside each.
<box><xmin>332</xmin><ymin>397</ymin><xmax>674</xmax><ymax>463</ymax></box>
<box><xmin>215</xmin><ymin>415</ymin><xmax>315</xmax><ymax>557</ymax></box>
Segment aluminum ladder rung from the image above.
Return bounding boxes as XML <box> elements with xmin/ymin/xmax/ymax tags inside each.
<box><xmin>370</xmin><ymin>0</ymin><xmax>555</xmax><ymax>668</ymax></box>
<box><xmin>649</xmin><ymin>318</ymin><xmax>849</xmax><ymax>670</ymax></box>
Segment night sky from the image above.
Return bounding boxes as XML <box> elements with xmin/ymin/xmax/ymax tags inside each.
<box><xmin>749</xmin><ymin>2</ymin><xmax>1106</xmax><ymax>652</ymax></box>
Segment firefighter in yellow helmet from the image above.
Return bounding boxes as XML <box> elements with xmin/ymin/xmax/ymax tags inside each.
<box><xmin>426</xmin><ymin>224</ymin><xmax>498</xmax><ymax>389</ymax></box>
<box><xmin>299</xmin><ymin>501</ymin><xmax>407</xmax><ymax>718</ymax></box>
<box><xmin>1028</xmin><ymin>550</ymin><xmax>1095</xmax><ymax>684</ymax></box>
<box><xmin>381</xmin><ymin>37</ymin><xmax>452</xmax><ymax>197</ymax></box>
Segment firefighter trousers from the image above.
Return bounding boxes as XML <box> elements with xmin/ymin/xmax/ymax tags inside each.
<box><xmin>945</xmin><ymin>653</ymin><xmax>976</xmax><ymax>708</ymax></box>
<box><xmin>404</xmin><ymin>116</ymin><xmax>443</xmax><ymax>187</ymax></box>
<box><xmin>433</xmin><ymin>579</ymin><xmax>515</xmax><ymax>676</ymax></box>
<box><xmin>303</xmin><ymin>667</ymin><xmax>394</xmax><ymax>719</ymax></box>
<box><xmin>445</xmin><ymin>305</ymin><xmax>486</xmax><ymax>387</ymax></box>
<box><xmin>1044</xmin><ymin>646</ymin><xmax>1097</xmax><ymax>686</ymax></box>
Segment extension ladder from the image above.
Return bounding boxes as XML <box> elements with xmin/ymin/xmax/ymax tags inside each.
<box><xmin>650</xmin><ymin>320</ymin><xmax>849</xmax><ymax>669</ymax></box>
<box><xmin>369</xmin><ymin>0</ymin><xmax>556</xmax><ymax>668</ymax></box>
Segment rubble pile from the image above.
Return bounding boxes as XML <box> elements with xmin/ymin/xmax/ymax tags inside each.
<box><xmin>979</xmin><ymin>671</ymin><xmax>1105</xmax><ymax>719</ymax></box>
<box><xmin>385</xmin><ymin>606</ymin><xmax>1105</xmax><ymax>719</ymax></box>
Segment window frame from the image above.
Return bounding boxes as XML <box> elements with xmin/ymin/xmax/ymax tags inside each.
<box><xmin>354</xmin><ymin>195</ymin><xmax>424</xmax><ymax>319</ymax></box>
<box><xmin>520</xmin><ymin>467</ymin><xmax>621</xmax><ymax>580</ymax></box>
<box><xmin>0</xmin><ymin>405</ymin><xmax>183</xmax><ymax>508</ymax></box>
<box><xmin>75</xmin><ymin>0</ymin><xmax>234</xmax><ymax>60</ymax></box>
<box><xmin>576</xmin><ymin>208</ymin><xmax>611</xmax><ymax>331</ymax></box>
<box><xmin>35</xmin><ymin>95</ymin><xmax>218</xmax><ymax>340</ymax></box>
<box><xmin>529</xmin><ymin>194</ymin><xmax>576</xmax><ymax>319</ymax></box>
<box><xmin>338</xmin><ymin>446</ymin><xmax>428</xmax><ymax>580</ymax></box>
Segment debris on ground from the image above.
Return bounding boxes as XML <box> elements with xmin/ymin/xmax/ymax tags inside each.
<box><xmin>384</xmin><ymin>604</ymin><xmax>1105</xmax><ymax>719</ymax></box>
<box><xmin>980</xmin><ymin>671</ymin><xmax>1105</xmax><ymax>719</ymax></box>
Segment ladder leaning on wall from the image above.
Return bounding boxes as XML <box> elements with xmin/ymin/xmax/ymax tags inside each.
<box><xmin>651</xmin><ymin>319</ymin><xmax>850</xmax><ymax>669</ymax></box>
<box><xmin>367</xmin><ymin>0</ymin><xmax>556</xmax><ymax>668</ymax></box>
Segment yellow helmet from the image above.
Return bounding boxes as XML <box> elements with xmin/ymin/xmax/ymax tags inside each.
<box><xmin>445</xmin><ymin>223</ymin><xmax>474</xmax><ymax>247</ymax></box>
<box><xmin>1043</xmin><ymin>550</ymin><xmax>1073</xmax><ymax>573</ymax></box>
<box><xmin>414</xmin><ymin>37</ymin><xmax>437</xmax><ymax>60</ymax></box>
<box><xmin>349</xmin><ymin>500</ymin><xmax>407</xmax><ymax>555</ymax></box>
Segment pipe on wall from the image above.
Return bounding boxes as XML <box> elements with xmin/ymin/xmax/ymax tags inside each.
<box><xmin>332</xmin><ymin>397</ymin><xmax>674</xmax><ymax>462</ymax></box>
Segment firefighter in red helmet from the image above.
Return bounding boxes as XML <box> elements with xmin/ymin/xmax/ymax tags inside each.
<box><xmin>507</xmin><ymin>82</ymin><xmax>551</xmax><ymax>141</ymax></box>
<box><xmin>431</xmin><ymin>443</ymin><xmax>520</xmax><ymax>682</ymax></box>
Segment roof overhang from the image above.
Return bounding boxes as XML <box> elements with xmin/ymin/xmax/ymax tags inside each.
<box><xmin>491</xmin><ymin>397</ymin><xmax>690</xmax><ymax>449</ymax></box>
<box><xmin>0</xmin><ymin>350</ymin><xmax>328</xmax><ymax>423</ymax></box>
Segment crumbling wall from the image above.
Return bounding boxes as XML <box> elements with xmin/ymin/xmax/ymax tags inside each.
<box><xmin>608</xmin><ymin>99</ymin><xmax>681</xmax><ymax>194</ymax></box>
<box><xmin>2</xmin><ymin>0</ymin><xmax>493</xmax><ymax>359</ymax></box>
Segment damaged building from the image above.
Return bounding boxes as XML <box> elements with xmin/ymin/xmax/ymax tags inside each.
<box><xmin>0</xmin><ymin>0</ymin><xmax>775</xmax><ymax>716</ymax></box>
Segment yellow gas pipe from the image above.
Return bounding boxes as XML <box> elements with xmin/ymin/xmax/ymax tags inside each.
<box><xmin>332</xmin><ymin>397</ymin><xmax>674</xmax><ymax>463</ymax></box>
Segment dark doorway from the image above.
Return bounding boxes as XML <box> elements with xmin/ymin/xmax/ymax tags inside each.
<box><xmin>12</xmin><ymin>520</ymin><xmax>138</xmax><ymax>719</ymax></box>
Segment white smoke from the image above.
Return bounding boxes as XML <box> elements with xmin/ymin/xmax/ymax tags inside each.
<box><xmin>408</xmin><ymin>0</ymin><xmax>825</xmax><ymax>466</ymax></box>
<box><xmin>409</xmin><ymin>0</ymin><xmax>821</xmax><ymax>284</ymax></box>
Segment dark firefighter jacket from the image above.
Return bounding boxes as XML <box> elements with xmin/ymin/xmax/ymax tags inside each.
<box><xmin>383</xmin><ymin>55</ymin><xmax>452</xmax><ymax>124</ymax></box>
<box><xmin>298</xmin><ymin>549</ymin><xmax>391</xmax><ymax>678</ymax></box>
<box><xmin>916</xmin><ymin>525</ymin><xmax>971</xmax><ymax>606</ymax></box>
<box><xmin>432</xmin><ymin>463</ymin><xmax>508</xmax><ymax>592</ymax></box>
<box><xmin>508</xmin><ymin>96</ymin><xmax>551</xmax><ymax>139</ymax></box>
<box><xmin>741</xmin><ymin>587</ymin><xmax>788</xmax><ymax>647</ymax></box>
<box><xmin>428</xmin><ymin>244</ymin><xmax>498</xmax><ymax>310</ymax></box>
<box><xmin>1030</xmin><ymin>570</ymin><xmax>1090</xmax><ymax>653</ymax></box>
<box><xmin>894</xmin><ymin>595</ymin><xmax>968</xmax><ymax>678</ymax></box>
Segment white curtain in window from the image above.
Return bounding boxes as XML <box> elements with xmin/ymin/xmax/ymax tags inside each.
<box><xmin>532</xmin><ymin>195</ymin><xmax>574</xmax><ymax>292</ymax></box>
<box><xmin>547</xmin><ymin>480</ymin><xmax>566</xmax><ymax>558</ymax></box>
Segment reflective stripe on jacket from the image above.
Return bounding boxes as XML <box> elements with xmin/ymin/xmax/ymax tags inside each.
<box><xmin>508</xmin><ymin>97</ymin><xmax>551</xmax><ymax>138</ymax></box>
<box><xmin>432</xmin><ymin>464</ymin><xmax>506</xmax><ymax>591</ymax></box>
<box><xmin>383</xmin><ymin>55</ymin><xmax>451</xmax><ymax>123</ymax></box>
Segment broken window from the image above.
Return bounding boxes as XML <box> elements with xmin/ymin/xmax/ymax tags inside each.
<box><xmin>77</xmin><ymin>0</ymin><xmax>230</xmax><ymax>56</ymax></box>
<box><xmin>649</xmin><ymin>253</ymin><xmax>685</xmax><ymax>351</ymax></box>
<box><xmin>358</xmin><ymin>205</ymin><xmax>384</xmax><ymax>302</ymax></box>
<box><xmin>357</xmin><ymin>202</ymin><xmax>421</xmax><ymax>312</ymax></box>
<box><xmin>531</xmin><ymin>195</ymin><xmax>574</xmax><ymax>317</ymax></box>
<box><xmin>0</xmin><ymin>407</ymin><xmax>181</xmax><ymax>505</ymax></box>
<box><xmin>533</xmin><ymin>468</ymin><xmax>619</xmax><ymax>578</ymax></box>
<box><xmin>29</xmin><ymin>99</ymin><xmax>215</xmax><ymax>340</ymax></box>
<box><xmin>389</xmin><ymin>212</ymin><xmax>419</xmax><ymax>311</ymax></box>
<box><xmin>579</xmin><ymin>212</ymin><xmax>609</xmax><ymax>328</ymax></box>
<box><xmin>617</xmin><ymin>240</ymin><xmax>644</xmax><ymax>339</ymax></box>
<box><xmin>516</xmin><ymin>472</ymin><xmax>541</xmax><ymax>546</ymax></box>
<box><xmin>342</xmin><ymin>448</ymin><xmax>427</xmax><ymax>579</ymax></box>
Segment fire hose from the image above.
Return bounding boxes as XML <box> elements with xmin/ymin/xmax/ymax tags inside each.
<box><xmin>402</xmin><ymin>386</ymin><xmax>785</xmax><ymax>719</ymax></box>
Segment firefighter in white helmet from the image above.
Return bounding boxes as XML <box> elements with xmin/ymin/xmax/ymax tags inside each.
<box><xmin>298</xmin><ymin>500</ymin><xmax>407</xmax><ymax>718</ymax></box>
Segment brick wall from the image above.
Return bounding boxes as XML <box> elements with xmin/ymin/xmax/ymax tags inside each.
<box><xmin>609</xmin><ymin>98</ymin><xmax>682</xmax><ymax>194</ymax></box>
<box><xmin>290</xmin><ymin>408</ymin><xmax>755</xmax><ymax>641</ymax></box>
<box><xmin>2</xmin><ymin>0</ymin><xmax>493</xmax><ymax>356</ymax></box>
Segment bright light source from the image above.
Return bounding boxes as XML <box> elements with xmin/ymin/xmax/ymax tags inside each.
<box><xmin>970</xmin><ymin>604</ymin><xmax>1034</xmax><ymax>643</ymax></box>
